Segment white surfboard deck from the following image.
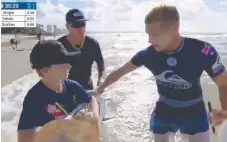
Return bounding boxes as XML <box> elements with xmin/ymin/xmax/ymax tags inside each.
<box><xmin>86</xmin><ymin>90</ymin><xmax>114</xmax><ymax>122</ymax></box>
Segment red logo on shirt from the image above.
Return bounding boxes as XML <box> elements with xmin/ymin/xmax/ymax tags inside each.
<box><xmin>201</xmin><ymin>43</ymin><xmax>211</xmax><ymax>55</ymax></box>
<box><xmin>44</xmin><ymin>104</ymin><xmax>65</xmax><ymax>119</ymax></box>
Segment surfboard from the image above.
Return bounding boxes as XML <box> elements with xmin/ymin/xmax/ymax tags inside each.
<box><xmin>86</xmin><ymin>90</ymin><xmax>114</xmax><ymax>122</ymax></box>
<box><xmin>33</xmin><ymin>90</ymin><xmax>114</xmax><ymax>142</ymax></box>
<box><xmin>33</xmin><ymin>103</ymin><xmax>100</xmax><ymax>142</ymax></box>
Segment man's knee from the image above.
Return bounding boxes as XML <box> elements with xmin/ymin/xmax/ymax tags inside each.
<box><xmin>150</xmin><ymin>133</ymin><xmax>170</xmax><ymax>142</ymax></box>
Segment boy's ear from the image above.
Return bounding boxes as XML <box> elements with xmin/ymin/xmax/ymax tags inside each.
<box><xmin>39</xmin><ymin>67</ymin><xmax>50</xmax><ymax>76</ymax></box>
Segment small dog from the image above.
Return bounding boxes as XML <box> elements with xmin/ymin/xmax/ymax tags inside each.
<box><xmin>10</xmin><ymin>38</ymin><xmax>18</xmax><ymax>50</ymax></box>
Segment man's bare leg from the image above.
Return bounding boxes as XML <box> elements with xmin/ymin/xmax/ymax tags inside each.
<box><xmin>151</xmin><ymin>133</ymin><xmax>169</xmax><ymax>142</ymax></box>
<box><xmin>181</xmin><ymin>130</ymin><xmax>211</xmax><ymax>142</ymax></box>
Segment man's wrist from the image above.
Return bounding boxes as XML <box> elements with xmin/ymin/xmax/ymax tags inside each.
<box><xmin>97</xmin><ymin>86</ymin><xmax>104</xmax><ymax>93</ymax></box>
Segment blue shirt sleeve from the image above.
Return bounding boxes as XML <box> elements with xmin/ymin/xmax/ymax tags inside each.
<box><xmin>203</xmin><ymin>42</ymin><xmax>226</xmax><ymax>78</ymax></box>
<box><xmin>66</xmin><ymin>79</ymin><xmax>92</xmax><ymax>104</ymax></box>
<box><xmin>130</xmin><ymin>49</ymin><xmax>147</xmax><ymax>67</ymax></box>
<box><xmin>17</xmin><ymin>94</ymin><xmax>45</xmax><ymax>130</ymax></box>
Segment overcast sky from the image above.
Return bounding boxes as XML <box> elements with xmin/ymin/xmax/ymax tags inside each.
<box><xmin>11</xmin><ymin>0</ymin><xmax>227</xmax><ymax>33</ymax></box>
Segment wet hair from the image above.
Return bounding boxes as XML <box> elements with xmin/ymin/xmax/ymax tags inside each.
<box><xmin>145</xmin><ymin>5</ymin><xmax>180</xmax><ymax>26</ymax></box>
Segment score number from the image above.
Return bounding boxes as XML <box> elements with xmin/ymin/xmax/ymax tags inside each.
<box><xmin>26</xmin><ymin>11</ymin><xmax>35</xmax><ymax>15</ymax></box>
<box><xmin>26</xmin><ymin>16</ymin><xmax>35</xmax><ymax>21</ymax></box>
<box><xmin>26</xmin><ymin>22</ymin><xmax>35</xmax><ymax>27</ymax></box>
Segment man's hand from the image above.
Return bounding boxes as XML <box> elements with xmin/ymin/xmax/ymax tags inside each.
<box><xmin>94</xmin><ymin>86</ymin><xmax>103</xmax><ymax>95</ymax></box>
<box><xmin>209</xmin><ymin>109</ymin><xmax>227</xmax><ymax>126</ymax></box>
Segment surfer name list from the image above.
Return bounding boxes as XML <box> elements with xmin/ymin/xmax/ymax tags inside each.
<box><xmin>1</xmin><ymin>10</ymin><xmax>36</xmax><ymax>27</ymax></box>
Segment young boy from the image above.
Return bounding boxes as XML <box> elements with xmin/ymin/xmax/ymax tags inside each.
<box><xmin>17</xmin><ymin>40</ymin><xmax>99</xmax><ymax>142</ymax></box>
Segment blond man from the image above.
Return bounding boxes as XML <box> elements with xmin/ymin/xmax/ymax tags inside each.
<box><xmin>95</xmin><ymin>5</ymin><xmax>227</xmax><ymax>142</ymax></box>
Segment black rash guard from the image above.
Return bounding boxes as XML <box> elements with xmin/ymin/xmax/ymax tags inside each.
<box><xmin>131</xmin><ymin>37</ymin><xmax>225</xmax><ymax>102</ymax></box>
<box><xmin>58</xmin><ymin>35</ymin><xmax>104</xmax><ymax>90</ymax></box>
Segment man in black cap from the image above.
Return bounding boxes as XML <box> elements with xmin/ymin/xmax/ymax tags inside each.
<box><xmin>17</xmin><ymin>40</ymin><xmax>99</xmax><ymax>142</ymax></box>
<box><xmin>58</xmin><ymin>9</ymin><xmax>105</xmax><ymax>90</ymax></box>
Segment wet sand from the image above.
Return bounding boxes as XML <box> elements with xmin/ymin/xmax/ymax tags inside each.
<box><xmin>1</xmin><ymin>39</ymin><xmax>38</xmax><ymax>87</ymax></box>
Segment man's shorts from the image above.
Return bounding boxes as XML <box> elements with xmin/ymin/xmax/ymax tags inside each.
<box><xmin>150</xmin><ymin>102</ymin><xmax>209</xmax><ymax>135</ymax></box>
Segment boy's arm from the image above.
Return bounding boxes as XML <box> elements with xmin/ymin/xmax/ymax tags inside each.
<box><xmin>88</xmin><ymin>96</ymin><xmax>99</xmax><ymax>117</ymax></box>
<box><xmin>74</xmin><ymin>82</ymin><xmax>99</xmax><ymax>116</ymax></box>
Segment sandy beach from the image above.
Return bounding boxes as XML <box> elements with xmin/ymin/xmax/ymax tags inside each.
<box><xmin>1</xmin><ymin>34</ymin><xmax>37</xmax><ymax>47</ymax></box>
<box><xmin>1</xmin><ymin>35</ymin><xmax>54</xmax><ymax>87</ymax></box>
<box><xmin>1</xmin><ymin>39</ymin><xmax>37</xmax><ymax>87</ymax></box>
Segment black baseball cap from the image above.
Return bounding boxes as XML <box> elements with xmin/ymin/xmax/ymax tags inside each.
<box><xmin>66</xmin><ymin>9</ymin><xmax>88</xmax><ymax>24</ymax></box>
<box><xmin>30</xmin><ymin>40</ymin><xmax>81</xmax><ymax>69</ymax></box>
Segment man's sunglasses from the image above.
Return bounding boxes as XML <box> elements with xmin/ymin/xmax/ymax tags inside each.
<box><xmin>69</xmin><ymin>22</ymin><xmax>86</xmax><ymax>29</ymax></box>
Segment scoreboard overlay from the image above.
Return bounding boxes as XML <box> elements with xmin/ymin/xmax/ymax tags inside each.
<box><xmin>1</xmin><ymin>2</ymin><xmax>37</xmax><ymax>28</ymax></box>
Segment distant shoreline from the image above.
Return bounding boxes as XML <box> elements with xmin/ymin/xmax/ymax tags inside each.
<box><xmin>1</xmin><ymin>35</ymin><xmax>37</xmax><ymax>46</ymax></box>
<box><xmin>85</xmin><ymin>31</ymin><xmax>227</xmax><ymax>35</ymax></box>
<box><xmin>2</xmin><ymin>32</ymin><xmax>226</xmax><ymax>35</ymax></box>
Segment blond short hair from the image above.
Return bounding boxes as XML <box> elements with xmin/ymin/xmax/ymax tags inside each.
<box><xmin>145</xmin><ymin>5</ymin><xmax>179</xmax><ymax>25</ymax></box>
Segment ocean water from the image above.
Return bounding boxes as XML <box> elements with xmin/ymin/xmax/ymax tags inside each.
<box><xmin>1</xmin><ymin>33</ymin><xmax>227</xmax><ymax>142</ymax></box>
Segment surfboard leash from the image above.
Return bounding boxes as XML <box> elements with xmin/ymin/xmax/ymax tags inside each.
<box><xmin>208</xmin><ymin>101</ymin><xmax>216</xmax><ymax>134</ymax></box>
